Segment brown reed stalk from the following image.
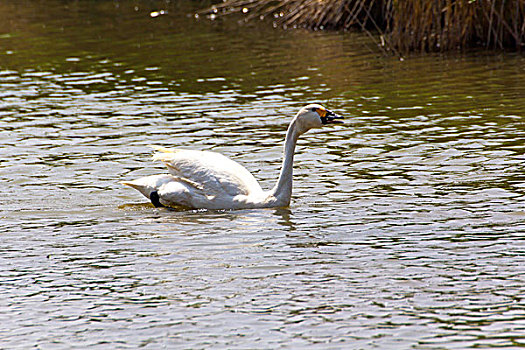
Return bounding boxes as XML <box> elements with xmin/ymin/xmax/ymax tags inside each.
<box><xmin>198</xmin><ymin>0</ymin><xmax>525</xmax><ymax>53</ymax></box>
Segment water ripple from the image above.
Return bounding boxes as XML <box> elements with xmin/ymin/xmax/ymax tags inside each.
<box><xmin>1</xmin><ymin>0</ymin><xmax>524</xmax><ymax>349</ymax></box>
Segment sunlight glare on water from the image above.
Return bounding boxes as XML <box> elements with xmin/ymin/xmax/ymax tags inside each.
<box><xmin>0</xmin><ymin>0</ymin><xmax>524</xmax><ymax>349</ymax></box>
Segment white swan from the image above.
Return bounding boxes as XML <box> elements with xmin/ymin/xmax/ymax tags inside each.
<box><xmin>121</xmin><ymin>104</ymin><xmax>343</xmax><ymax>209</ymax></box>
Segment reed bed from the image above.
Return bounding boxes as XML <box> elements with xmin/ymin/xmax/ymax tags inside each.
<box><xmin>199</xmin><ymin>0</ymin><xmax>525</xmax><ymax>53</ymax></box>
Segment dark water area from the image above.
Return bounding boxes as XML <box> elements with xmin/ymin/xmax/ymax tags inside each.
<box><xmin>1</xmin><ymin>1</ymin><xmax>524</xmax><ymax>348</ymax></box>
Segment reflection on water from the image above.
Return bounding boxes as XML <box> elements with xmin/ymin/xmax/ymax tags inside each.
<box><xmin>1</xmin><ymin>0</ymin><xmax>524</xmax><ymax>348</ymax></box>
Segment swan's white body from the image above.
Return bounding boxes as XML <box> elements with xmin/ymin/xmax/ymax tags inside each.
<box><xmin>121</xmin><ymin>104</ymin><xmax>342</xmax><ymax>209</ymax></box>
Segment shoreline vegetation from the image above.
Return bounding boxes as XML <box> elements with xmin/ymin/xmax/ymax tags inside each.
<box><xmin>198</xmin><ymin>0</ymin><xmax>525</xmax><ymax>54</ymax></box>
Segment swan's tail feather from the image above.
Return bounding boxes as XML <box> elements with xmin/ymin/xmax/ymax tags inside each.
<box><xmin>120</xmin><ymin>174</ymin><xmax>178</xmax><ymax>200</ymax></box>
<box><xmin>120</xmin><ymin>180</ymin><xmax>139</xmax><ymax>189</ymax></box>
<box><xmin>119</xmin><ymin>180</ymin><xmax>151</xmax><ymax>199</ymax></box>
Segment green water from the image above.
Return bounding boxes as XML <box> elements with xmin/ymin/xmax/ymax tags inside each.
<box><xmin>1</xmin><ymin>1</ymin><xmax>524</xmax><ymax>348</ymax></box>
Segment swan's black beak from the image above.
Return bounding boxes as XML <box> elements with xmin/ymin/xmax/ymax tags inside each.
<box><xmin>319</xmin><ymin>108</ymin><xmax>344</xmax><ymax>125</ymax></box>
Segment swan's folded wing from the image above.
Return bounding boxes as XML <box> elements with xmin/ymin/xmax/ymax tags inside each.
<box><xmin>151</xmin><ymin>147</ymin><xmax>263</xmax><ymax>197</ymax></box>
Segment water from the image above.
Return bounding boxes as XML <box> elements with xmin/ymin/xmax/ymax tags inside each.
<box><xmin>1</xmin><ymin>1</ymin><xmax>524</xmax><ymax>348</ymax></box>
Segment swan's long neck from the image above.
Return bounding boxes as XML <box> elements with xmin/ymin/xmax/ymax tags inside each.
<box><xmin>271</xmin><ymin>118</ymin><xmax>300</xmax><ymax>204</ymax></box>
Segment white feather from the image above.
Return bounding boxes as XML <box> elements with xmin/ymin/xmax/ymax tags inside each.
<box><xmin>121</xmin><ymin>104</ymin><xmax>341</xmax><ymax>210</ymax></box>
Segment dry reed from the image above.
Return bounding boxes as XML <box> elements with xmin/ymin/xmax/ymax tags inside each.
<box><xmin>198</xmin><ymin>0</ymin><xmax>525</xmax><ymax>53</ymax></box>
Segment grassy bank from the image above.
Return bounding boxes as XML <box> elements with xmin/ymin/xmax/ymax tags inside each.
<box><xmin>200</xmin><ymin>0</ymin><xmax>525</xmax><ymax>53</ymax></box>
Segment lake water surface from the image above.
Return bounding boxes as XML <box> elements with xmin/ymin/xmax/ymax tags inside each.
<box><xmin>1</xmin><ymin>1</ymin><xmax>524</xmax><ymax>348</ymax></box>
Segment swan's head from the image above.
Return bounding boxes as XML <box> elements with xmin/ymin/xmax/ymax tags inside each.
<box><xmin>294</xmin><ymin>104</ymin><xmax>343</xmax><ymax>134</ymax></box>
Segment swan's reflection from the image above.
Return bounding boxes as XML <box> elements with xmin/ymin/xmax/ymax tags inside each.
<box><xmin>119</xmin><ymin>202</ymin><xmax>296</xmax><ymax>231</ymax></box>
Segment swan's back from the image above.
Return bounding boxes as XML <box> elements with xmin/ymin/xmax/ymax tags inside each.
<box><xmin>151</xmin><ymin>146</ymin><xmax>263</xmax><ymax>198</ymax></box>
